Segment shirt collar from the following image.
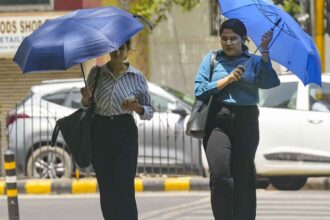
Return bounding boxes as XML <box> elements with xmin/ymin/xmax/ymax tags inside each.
<box><xmin>126</xmin><ymin>63</ymin><xmax>139</xmax><ymax>75</ymax></box>
<box><xmin>217</xmin><ymin>49</ymin><xmax>251</xmax><ymax>60</ymax></box>
<box><xmin>102</xmin><ymin>62</ymin><xmax>139</xmax><ymax>76</ymax></box>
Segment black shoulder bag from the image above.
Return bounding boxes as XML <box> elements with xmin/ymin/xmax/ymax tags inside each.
<box><xmin>51</xmin><ymin>67</ymin><xmax>101</xmax><ymax>168</ymax></box>
<box><xmin>186</xmin><ymin>52</ymin><xmax>216</xmax><ymax>139</ymax></box>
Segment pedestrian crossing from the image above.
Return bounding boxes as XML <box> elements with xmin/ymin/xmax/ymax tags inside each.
<box><xmin>140</xmin><ymin>191</ymin><xmax>330</xmax><ymax>220</ymax></box>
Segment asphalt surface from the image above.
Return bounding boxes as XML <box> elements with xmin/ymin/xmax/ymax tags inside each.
<box><xmin>1</xmin><ymin>191</ymin><xmax>330</xmax><ymax>220</ymax></box>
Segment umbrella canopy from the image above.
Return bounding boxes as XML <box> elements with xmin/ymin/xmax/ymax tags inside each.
<box><xmin>13</xmin><ymin>6</ymin><xmax>144</xmax><ymax>73</ymax></box>
<box><xmin>218</xmin><ymin>0</ymin><xmax>322</xmax><ymax>86</ymax></box>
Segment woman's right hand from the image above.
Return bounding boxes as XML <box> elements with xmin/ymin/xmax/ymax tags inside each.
<box><xmin>227</xmin><ymin>65</ymin><xmax>245</xmax><ymax>83</ymax></box>
<box><xmin>216</xmin><ymin>65</ymin><xmax>245</xmax><ymax>90</ymax></box>
<box><xmin>80</xmin><ymin>87</ymin><xmax>91</xmax><ymax>106</ymax></box>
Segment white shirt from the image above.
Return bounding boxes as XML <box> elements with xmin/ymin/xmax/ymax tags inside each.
<box><xmin>87</xmin><ymin>63</ymin><xmax>153</xmax><ymax>120</ymax></box>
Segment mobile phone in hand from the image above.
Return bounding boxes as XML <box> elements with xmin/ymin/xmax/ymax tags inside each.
<box><xmin>237</xmin><ymin>65</ymin><xmax>245</xmax><ymax>72</ymax></box>
<box><xmin>124</xmin><ymin>95</ymin><xmax>136</xmax><ymax>103</ymax></box>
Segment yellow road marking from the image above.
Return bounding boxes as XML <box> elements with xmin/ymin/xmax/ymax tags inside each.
<box><xmin>135</xmin><ymin>178</ymin><xmax>143</xmax><ymax>192</ymax></box>
<box><xmin>4</xmin><ymin>162</ymin><xmax>16</xmax><ymax>170</ymax></box>
<box><xmin>0</xmin><ymin>182</ymin><xmax>5</xmax><ymax>195</ymax></box>
<box><xmin>26</xmin><ymin>180</ymin><xmax>51</xmax><ymax>194</ymax></box>
<box><xmin>164</xmin><ymin>177</ymin><xmax>190</xmax><ymax>191</ymax></box>
<box><xmin>72</xmin><ymin>178</ymin><xmax>97</xmax><ymax>194</ymax></box>
<box><xmin>7</xmin><ymin>189</ymin><xmax>17</xmax><ymax>197</ymax></box>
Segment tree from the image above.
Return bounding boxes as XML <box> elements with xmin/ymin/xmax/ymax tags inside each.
<box><xmin>273</xmin><ymin>0</ymin><xmax>301</xmax><ymax>16</ymax></box>
<box><xmin>130</xmin><ymin>0</ymin><xmax>200</xmax><ymax>26</ymax></box>
<box><xmin>130</xmin><ymin>0</ymin><xmax>302</xmax><ymax>26</ymax></box>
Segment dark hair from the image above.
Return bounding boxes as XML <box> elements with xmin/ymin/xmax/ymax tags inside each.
<box><xmin>125</xmin><ymin>39</ymin><xmax>132</xmax><ymax>51</ymax></box>
<box><xmin>219</xmin><ymin>18</ymin><xmax>248</xmax><ymax>51</ymax></box>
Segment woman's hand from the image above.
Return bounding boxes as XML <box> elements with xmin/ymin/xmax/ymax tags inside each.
<box><xmin>216</xmin><ymin>65</ymin><xmax>244</xmax><ymax>90</ymax></box>
<box><xmin>122</xmin><ymin>99</ymin><xmax>144</xmax><ymax>114</ymax></box>
<box><xmin>261</xmin><ymin>31</ymin><xmax>273</xmax><ymax>62</ymax></box>
<box><xmin>80</xmin><ymin>87</ymin><xmax>91</xmax><ymax>106</ymax></box>
<box><xmin>261</xmin><ymin>31</ymin><xmax>273</xmax><ymax>50</ymax></box>
<box><xmin>227</xmin><ymin>65</ymin><xmax>245</xmax><ymax>83</ymax></box>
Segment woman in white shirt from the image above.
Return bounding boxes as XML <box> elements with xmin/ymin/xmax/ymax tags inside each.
<box><xmin>81</xmin><ymin>39</ymin><xmax>153</xmax><ymax>220</ymax></box>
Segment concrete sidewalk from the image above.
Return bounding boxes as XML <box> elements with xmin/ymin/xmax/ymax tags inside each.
<box><xmin>0</xmin><ymin>177</ymin><xmax>329</xmax><ymax>195</ymax></box>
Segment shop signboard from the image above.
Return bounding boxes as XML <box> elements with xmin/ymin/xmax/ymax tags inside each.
<box><xmin>0</xmin><ymin>13</ymin><xmax>62</xmax><ymax>57</ymax></box>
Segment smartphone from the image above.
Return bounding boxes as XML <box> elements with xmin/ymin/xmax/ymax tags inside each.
<box><xmin>124</xmin><ymin>95</ymin><xmax>136</xmax><ymax>103</ymax></box>
<box><xmin>237</xmin><ymin>66</ymin><xmax>245</xmax><ymax>72</ymax></box>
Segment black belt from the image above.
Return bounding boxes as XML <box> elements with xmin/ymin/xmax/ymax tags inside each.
<box><xmin>95</xmin><ymin>114</ymin><xmax>132</xmax><ymax>120</ymax></box>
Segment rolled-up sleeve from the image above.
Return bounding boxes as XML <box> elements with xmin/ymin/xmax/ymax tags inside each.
<box><xmin>255</xmin><ymin>58</ymin><xmax>280</xmax><ymax>89</ymax></box>
<box><xmin>136</xmin><ymin>73</ymin><xmax>153</xmax><ymax>120</ymax></box>
<box><xmin>194</xmin><ymin>52</ymin><xmax>218</xmax><ymax>100</ymax></box>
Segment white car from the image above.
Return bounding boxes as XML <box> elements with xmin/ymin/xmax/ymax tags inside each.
<box><xmin>201</xmin><ymin>74</ymin><xmax>330</xmax><ymax>190</ymax></box>
<box><xmin>256</xmin><ymin>73</ymin><xmax>330</xmax><ymax>190</ymax></box>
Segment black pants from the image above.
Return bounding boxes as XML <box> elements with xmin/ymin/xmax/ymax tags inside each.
<box><xmin>204</xmin><ymin>105</ymin><xmax>259</xmax><ymax>220</ymax></box>
<box><xmin>91</xmin><ymin>114</ymin><xmax>138</xmax><ymax>220</ymax></box>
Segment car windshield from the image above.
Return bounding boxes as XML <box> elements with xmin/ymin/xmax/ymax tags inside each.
<box><xmin>161</xmin><ymin>86</ymin><xmax>194</xmax><ymax>107</ymax></box>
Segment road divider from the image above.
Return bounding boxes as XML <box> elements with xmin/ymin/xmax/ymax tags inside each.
<box><xmin>0</xmin><ymin>177</ymin><xmax>329</xmax><ymax>195</ymax></box>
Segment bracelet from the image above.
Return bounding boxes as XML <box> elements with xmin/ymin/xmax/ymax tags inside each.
<box><xmin>261</xmin><ymin>49</ymin><xmax>269</xmax><ymax>53</ymax></box>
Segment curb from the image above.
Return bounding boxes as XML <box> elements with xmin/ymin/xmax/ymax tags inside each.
<box><xmin>0</xmin><ymin>177</ymin><xmax>210</xmax><ymax>195</ymax></box>
<box><xmin>1</xmin><ymin>177</ymin><xmax>330</xmax><ymax>195</ymax></box>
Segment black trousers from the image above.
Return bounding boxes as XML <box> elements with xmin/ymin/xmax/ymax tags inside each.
<box><xmin>204</xmin><ymin>105</ymin><xmax>259</xmax><ymax>220</ymax></box>
<box><xmin>91</xmin><ymin>114</ymin><xmax>138</xmax><ymax>220</ymax></box>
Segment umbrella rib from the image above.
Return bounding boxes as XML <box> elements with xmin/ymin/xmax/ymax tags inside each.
<box><xmin>223</xmin><ymin>3</ymin><xmax>299</xmax><ymax>39</ymax></box>
<box><xmin>68</xmin><ymin>18</ymin><xmax>122</xmax><ymax>44</ymax></box>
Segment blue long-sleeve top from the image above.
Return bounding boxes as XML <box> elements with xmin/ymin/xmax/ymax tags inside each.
<box><xmin>194</xmin><ymin>50</ymin><xmax>280</xmax><ymax>105</ymax></box>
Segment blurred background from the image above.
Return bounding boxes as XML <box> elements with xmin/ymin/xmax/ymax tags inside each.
<box><xmin>0</xmin><ymin>0</ymin><xmax>329</xmax><ymax>186</ymax></box>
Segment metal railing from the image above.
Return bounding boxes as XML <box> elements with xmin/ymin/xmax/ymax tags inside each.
<box><xmin>4</xmin><ymin>100</ymin><xmax>204</xmax><ymax>179</ymax></box>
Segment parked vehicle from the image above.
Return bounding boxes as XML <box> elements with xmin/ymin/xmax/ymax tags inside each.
<box><xmin>200</xmin><ymin>74</ymin><xmax>330</xmax><ymax>190</ymax></box>
<box><xmin>255</xmin><ymin>73</ymin><xmax>330</xmax><ymax>190</ymax></box>
<box><xmin>6</xmin><ymin>79</ymin><xmax>203</xmax><ymax>178</ymax></box>
<box><xmin>8</xmin><ymin>73</ymin><xmax>328</xmax><ymax>190</ymax></box>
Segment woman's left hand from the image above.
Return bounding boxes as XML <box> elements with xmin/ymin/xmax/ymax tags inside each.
<box><xmin>122</xmin><ymin>99</ymin><xmax>144</xmax><ymax>114</ymax></box>
<box><xmin>261</xmin><ymin>31</ymin><xmax>273</xmax><ymax>50</ymax></box>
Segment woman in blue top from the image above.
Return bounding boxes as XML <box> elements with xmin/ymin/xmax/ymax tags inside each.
<box><xmin>195</xmin><ymin>19</ymin><xmax>280</xmax><ymax>220</ymax></box>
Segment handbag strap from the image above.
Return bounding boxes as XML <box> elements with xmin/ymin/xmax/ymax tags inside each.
<box><xmin>209</xmin><ymin>51</ymin><xmax>216</xmax><ymax>82</ymax></box>
<box><xmin>51</xmin><ymin>66</ymin><xmax>101</xmax><ymax>148</ymax></box>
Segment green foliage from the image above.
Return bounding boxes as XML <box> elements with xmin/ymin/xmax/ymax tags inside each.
<box><xmin>273</xmin><ymin>0</ymin><xmax>301</xmax><ymax>16</ymax></box>
<box><xmin>130</xmin><ymin>0</ymin><xmax>302</xmax><ymax>27</ymax></box>
<box><xmin>131</xmin><ymin>0</ymin><xmax>200</xmax><ymax>26</ymax></box>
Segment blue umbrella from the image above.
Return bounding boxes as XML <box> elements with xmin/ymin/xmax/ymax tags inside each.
<box><xmin>218</xmin><ymin>0</ymin><xmax>322</xmax><ymax>86</ymax></box>
<box><xmin>13</xmin><ymin>6</ymin><xmax>148</xmax><ymax>78</ymax></box>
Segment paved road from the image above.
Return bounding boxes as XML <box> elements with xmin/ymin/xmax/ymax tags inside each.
<box><xmin>1</xmin><ymin>190</ymin><xmax>330</xmax><ymax>220</ymax></box>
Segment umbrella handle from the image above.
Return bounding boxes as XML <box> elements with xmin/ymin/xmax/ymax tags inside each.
<box><xmin>80</xmin><ymin>63</ymin><xmax>87</xmax><ymax>87</ymax></box>
<box><xmin>134</xmin><ymin>15</ymin><xmax>153</xmax><ymax>31</ymax></box>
